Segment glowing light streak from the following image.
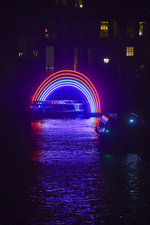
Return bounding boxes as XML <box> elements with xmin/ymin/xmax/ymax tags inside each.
<box><xmin>39</xmin><ymin>78</ymin><xmax>96</xmax><ymax>112</ymax></box>
<box><xmin>40</xmin><ymin>81</ymin><xmax>95</xmax><ymax>112</ymax></box>
<box><xmin>43</xmin><ymin>83</ymin><xmax>95</xmax><ymax>112</ymax></box>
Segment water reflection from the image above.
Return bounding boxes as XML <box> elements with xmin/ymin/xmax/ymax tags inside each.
<box><xmin>28</xmin><ymin>119</ymin><xmax>150</xmax><ymax>225</ymax></box>
<box><xmin>121</xmin><ymin>153</ymin><xmax>147</xmax><ymax>224</ymax></box>
<box><xmin>125</xmin><ymin>154</ymin><xmax>142</xmax><ymax>200</ymax></box>
<box><xmin>30</xmin><ymin>119</ymin><xmax>109</xmax><ymax>224</ymax></box>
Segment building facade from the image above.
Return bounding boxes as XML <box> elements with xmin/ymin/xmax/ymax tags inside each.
<box><xmin>0</xmin><ymin>0</ymin><xmax>149</xmax><ymax>113</ymax></box>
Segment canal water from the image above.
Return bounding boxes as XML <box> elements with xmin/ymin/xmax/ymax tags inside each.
<box><xmin>0</xmin><ymin>117</ymin><xmax>150</xmax><ymax>225</ymax></box>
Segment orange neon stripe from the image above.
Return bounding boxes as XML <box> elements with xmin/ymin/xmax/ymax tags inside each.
<box><xmin>33</xmin><ymin>70</ymin><xmax>95</xmax><ymax>101</ymax></box>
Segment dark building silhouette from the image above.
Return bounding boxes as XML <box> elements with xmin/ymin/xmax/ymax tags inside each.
<box><xmin>0</xmin><ymin>0</ymin><xmax>149</xmax><ymax>113</ymax></box>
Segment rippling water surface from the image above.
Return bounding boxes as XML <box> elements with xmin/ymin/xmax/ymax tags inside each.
<box><xmin>1</xmin><ymin>118</ymin><xmax>150</xmax><ymax>225</ymax></box>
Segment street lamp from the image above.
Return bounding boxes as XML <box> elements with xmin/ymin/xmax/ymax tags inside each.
<box><xmin>103</xmin><ymin>57</ymin><xmax>110</xmax><ymax>64</ymax></box>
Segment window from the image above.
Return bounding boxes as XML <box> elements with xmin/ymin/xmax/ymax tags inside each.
<box><xmin>126</xmin><ymin>23</ymin><xmax>134</xmax><ymax>38</ymax></box>
<box><xmin>139</xmin><ymin>22</ymin><xmax>145</xmax><ymax>36</ymax></box>
<box><xmin>18</xmin><ymin>38</ymin><xmax>27</xmax><ymax>57</ymax></box>
<box><xmin>126</xmin><ymin>47</ymin><xmax>134</xmax><ymax>56</ymax></box>
<box><xmin>46</xmin><ymin>46</ymin><xmax>54</xmax><ymax>71</ymax></box>
<box><xmin>100</xmin><ymin>22</ymin><xmax>109</xmax><ymax>38</ymax></box>
<box><xmin>45</xmin><ymin>27</ymin><xmax>49</xmax><ymax>38</ymax></box>
<box><xmin>113</xmin><ymin>22</ymin><xmax>117</xmax><ymax>37</ymax></box>
<box><xmin>74</xmin><ymin>47</ymin><xmax>78</xmax><ymax>71</ymax></box>
<box><xmin>62</xmin><ymin>0</ymin><xmax>67</xmax><ymax>5</ymax></box>
<box><xmin>33</xmin><ymin>50</ymin><xmax>39</xmax><ymax>58</ymax></box>
<box><xmin>45</xmin><ymin>21</ymin><xmax>55</xmax><ymax>39</ymax></box>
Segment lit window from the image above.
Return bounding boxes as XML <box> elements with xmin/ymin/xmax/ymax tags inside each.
<box><xmin>113</xmin><ymin>22</ymin><xmax>117</xmax><ymax>37</ymax></box>
<box><xmin>18</xmin><ymin>52</ymin><xmax>23</xmax><ymax>57</ymax></box>
<box><xmin>45</xmin><ymin>34</ymin><xmax>49</xmax><ymax>38</ymax></box>
<box><xmin>127</xmin><ymin>23</ymin><xmax>134</xmax><ymax>38</ymax></box>
<box><xmin>100</xmin><ymin>22</ymin><xmax>109</xmax><ymax>38</ymax></box>
<box><xmin>45</xmin><ymin>27</ymin><xmax>49</xmax><ymax>38</ymax></box>
<box><xmin>126</xmin><ymin>47</ymin><xmax>134</xmax><ymax>56</ymax></box>
<box><xmin>33</xmin><ymin>50</ymin><xmax>39</xmax><ymax>57</ymax></box>
<box><xmin>45</xmin><ymin>22</ymin><xmax>55</xmax><ymax>39</ymax></box>
<box><xmin>139</xmin><ymin>22</ymin><xmax>145</xmax><ymax>36</ymax></box>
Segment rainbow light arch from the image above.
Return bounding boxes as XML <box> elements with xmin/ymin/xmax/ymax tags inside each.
<box><xmin>32</xmin><ymin>70</ymin><xmax>101</xmax><ymax>113</ymax></box>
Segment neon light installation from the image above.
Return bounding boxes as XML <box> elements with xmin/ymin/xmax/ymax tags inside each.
<box><xmin>32</xmin><ymin>70</ymin><xmax>101</xmax><ymax>113</ymax></box>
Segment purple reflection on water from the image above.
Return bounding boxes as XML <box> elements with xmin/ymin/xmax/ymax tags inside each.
<box><xmin>29</xmin><ymin>119</ymin><xmax>108</xmax><ymax>224</ymax></box>
<box><xmin>124</xmin><ymin>153</ymin><xmax>143</xmax><ymax>200</ymax></box>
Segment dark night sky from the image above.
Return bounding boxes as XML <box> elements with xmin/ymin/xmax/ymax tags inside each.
<box><xmin>0</xmin><ymin>0</ymin><xmax>149</xmax><ymax>16</ymax></box>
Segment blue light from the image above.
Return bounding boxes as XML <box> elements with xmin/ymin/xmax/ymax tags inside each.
<box><xmin>128</xmin><ymin>118</ymin><xmax>136</xmax><ymax>125</ymax></box>
<box><xmin>105</xmin><ymin>128</ymin><xmax>111</xmax><ymax>134</ymax></box>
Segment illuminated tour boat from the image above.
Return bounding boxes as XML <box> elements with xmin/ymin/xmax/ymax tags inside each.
<box><xmin>30</xmin><ymin>100</ymin><xmax>86</xmax><ymax>115</ymax></box>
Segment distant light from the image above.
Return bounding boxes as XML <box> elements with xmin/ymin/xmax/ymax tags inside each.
<box><xmin>79</xmin><ymin>0</ymin><xmax>83</xmax><ymax>8</ymax></box>
<box><xmin>128</xmin><ymin>118</ymin><xmax>136</xmax><ymax>125</ymax></box>
<box><xmin>33</xmin><ymin>50</ymin><xmax>39</xmax><ymax>57</ymax></box>
<box><xmin>18</xmin><ymin>52</ymin><xmax>23</xmax><ymax>57</ymax></box>
<box><xmin>104</xmin><ymin>154</ymin><xmax>112</xmax><ymax>159</ymax></box>
<box><xmin>105</xmin><ymin>129</ymin><xmax>110</xmax><ymax>133</ymax></box>
<box><xmin>46</xmin><ymin>66</ymin><xmax>54</xmax><ymax>70</ymax></box>
<box><xmin>139</xmin><ymin>22</ymin><xmax>145</xmax><ymax>37</ymax></box>
<box><xmin>103</xmin><ymin>57</ymin><xmax>110</xmax><ymax>63</ymax></box>
<box><xmin>105</xmin><ymin>128</ymin><xmax>111</xmax><ymax>134</ymax></box>
<box><xmin>45</xmin><ymin>33</ymin><xmax>49</xmax><ymax>38</ymax></box>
